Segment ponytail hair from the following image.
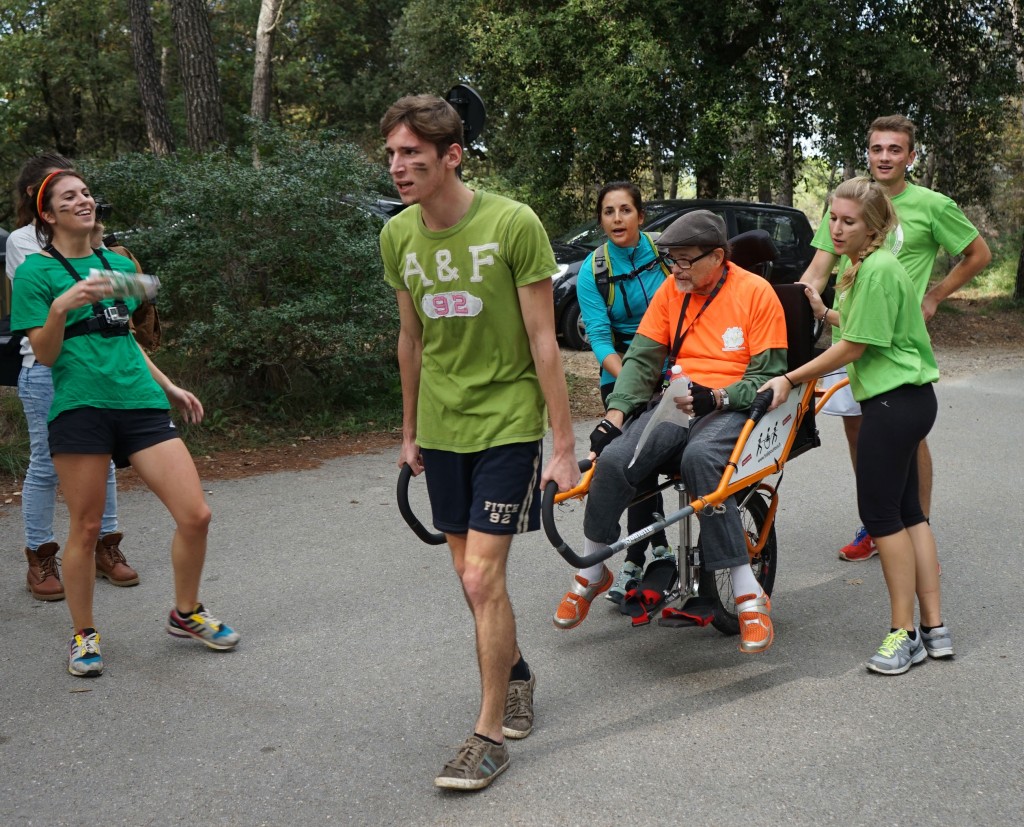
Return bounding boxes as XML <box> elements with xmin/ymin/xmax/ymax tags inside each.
<box><xmin>832</xmin><ymin>176</ymin><xmax>897</xmax><ymax>293</ymax></box>
<box><xmin>14</xmin><ymin>151</ymin><xmax>74</xmax><ymax>228</ymax></box>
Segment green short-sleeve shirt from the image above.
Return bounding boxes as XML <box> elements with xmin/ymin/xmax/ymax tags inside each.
<box><xmin>837</xmin><ymin>249</ymin><xmax>939</xmax><ymax>401</ymax></box>
<box><xmin>380</xmin><ymin>191</ymin><xmax>559</xmax><ymax>452</ymax></box>
<box><xmin>11</xmin><ymin>251</ymin><xmax>168</xmax><ymax>422</ymax></box>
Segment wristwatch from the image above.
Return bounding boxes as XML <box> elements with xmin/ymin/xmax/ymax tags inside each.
<box><xmin>718</xmin><ymin>388</ymin><xmax>730</xmax><ymax>410</ymax></box>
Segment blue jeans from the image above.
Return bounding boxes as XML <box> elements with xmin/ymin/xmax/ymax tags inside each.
<box><xmin>17</xmin><ymin>362</ymin><xmax>118</xmax><ymax>549</ymax></box>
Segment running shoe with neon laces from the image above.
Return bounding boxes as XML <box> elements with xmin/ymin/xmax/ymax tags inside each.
<box><xmin>866</xmin><ymin>628</ymin><xmax>927</xmax><ymax>675</ymax></box>
<box><xmin>434</xmin><ymin>734</ymin><xmax>510</xmax><ymax>791</ymax></box>
<box><xmin>553</xmin><ymin>566</ymin><xmax>613</xmax><ymax>629</ymax></box>
<box><xmin>166</xmin><ymin>604</ymin><xmax>240</xmax><ymax>650</ymax></box>
<box><xmin>605</xmin><ymin>560</ymin><xmax>642</xmax><ymax>604</ymax></box>
<box><xmin>736</xmin><ymin>592</ymin><xmax>774</xmax><ymax>653</ymax></box>
<box><xmin>68</xmin><ymin>629</ymin><xmax>103</xmax><ymax>677</ymax></box>
<box><xmin>921</xmin><ymin>625</ymin><xmax>954</xmax><ymax>659</ymax></box>
<box><xmin>839</xmin><ymin>526</ymin><xmax>878</xmax><ymax>561</ymax></box>
<box><xmin>503</xmin><ymin>671</ymin><xmax>536</xmax><ymax>739</ymax></box>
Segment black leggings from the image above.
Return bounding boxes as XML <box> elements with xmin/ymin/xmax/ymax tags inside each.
<box><xmin>601</xmin><ymin>382</ymin><xmax>669</xmax><ymax>564</ymax></box>
<box><xmin>856</xmin><ymin>383</ymin><xmax>937</xmax><ymax>539</ymax></box>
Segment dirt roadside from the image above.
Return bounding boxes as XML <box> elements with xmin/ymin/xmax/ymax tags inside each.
<box><xmin>1</xmin><ymin>297</ymin><xmax>1021</xmax><ymax>504</ymax></box>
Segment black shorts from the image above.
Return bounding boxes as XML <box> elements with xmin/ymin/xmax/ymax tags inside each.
<box><xmin>48</xmin><ymin>407</ymin><xmax>180</xmax><ymax>469</ymax></box>
<box><xmin>421</xmin><ymin>441</ymin><xmax>543</xmax><ymax>535</ymax></box>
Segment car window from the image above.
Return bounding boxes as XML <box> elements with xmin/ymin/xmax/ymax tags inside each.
<box><xmin>645</xmin><ymin>206</ymin><xmax>727</xmax><ymax>234</ymax></box>
<box><xmin>733</xmin><ymin>209</ymin><xmax>799</xmax><ymax>255</ymax></box>
<box><xmin>553</xmin><ymin>219</ymin><xmax>604</xmax><ymax>250</ymax></box>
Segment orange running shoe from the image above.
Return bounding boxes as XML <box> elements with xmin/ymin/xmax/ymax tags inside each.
<box><xmin>736</xmin><ymin>592</ymin><xmax>774</xmax><ymax>653</ymax></box>
<box><xmin>553</xmin><ymin>567</ymin><xmax>613</xmax><ymax>629</ymax></box>
<box><xmin>838</xmin><ymin>526</ymin><xmax>878</xmax><ymax>561</ymax></box>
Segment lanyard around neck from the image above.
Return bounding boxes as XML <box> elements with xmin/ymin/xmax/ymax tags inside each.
<box><xmin>668</xmin><ymin>266</ymin><xmax>727</xmax><ymax>366</ymax></box>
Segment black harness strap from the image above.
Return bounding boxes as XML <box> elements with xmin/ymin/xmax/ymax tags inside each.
<box><xmin>668</xmin><ymin>266</ymin><xmax>728</xmax><ymax>367</ymax></box>
<box><xmin>44</xmin><ymin>245</ymin><xmax>130</xmax><ymax>340</ymax></box>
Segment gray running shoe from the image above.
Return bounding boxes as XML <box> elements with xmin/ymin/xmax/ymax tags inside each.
<box><xmin>605</xmin><ymin>561</ymin><xmax>643</xmax><ymax>604</ymax></box>
<box><xmin>434</xmin><ymin>735</ymin><xmax>510</xmax><ymax>791</ymax></box>
<box><xmin>68</xmin><ymin>630</ymin><xmax>103</xmax><ymax>677</ymax></box>
<box><xmin>921</xmin><ymin>625</ymin><xmax>954</xmax><ymax>658</ymax></box>
<box><xmin>866</xmin><ymin>629</ymin><xmax>927</xmax><ymax>675</ymax></box>
<box><xmin>503</xmin><ymin>671</ymin><xmax>536</xmax><ymax>739</ymax></box>
<box><xmin>651</xmin><ymin>545</ymin><xmax>676</xmax><ymax>563</ymax></box>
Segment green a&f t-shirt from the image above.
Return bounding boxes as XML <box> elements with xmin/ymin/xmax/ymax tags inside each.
<box><xmin>380</xmin><ymin>191</ymin><xmax>559</xmax><ymax>452</ymax></box>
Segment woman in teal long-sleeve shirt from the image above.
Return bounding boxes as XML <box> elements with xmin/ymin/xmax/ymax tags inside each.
<box><xmin>572</xmin><ymin>182</ymin><xmax>671</xmax><ymax>608</ymax></box>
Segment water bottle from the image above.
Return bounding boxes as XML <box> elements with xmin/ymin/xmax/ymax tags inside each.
<box><xmin>88</xmin><ymin>269</ymin><xmax>161</xmax><ymax>301</ymax></box>
<box><xmin>628</xmin><ymin>364</ymin><xmax>691</xmax><ymax>467</ymax></box>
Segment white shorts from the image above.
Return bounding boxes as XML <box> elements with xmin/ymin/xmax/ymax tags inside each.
<box><xmin>820</xmin><ymin>365</ymin><xmax>861</xmax><ymax>417</ymax></box>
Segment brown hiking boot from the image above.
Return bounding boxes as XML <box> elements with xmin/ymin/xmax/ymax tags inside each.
<box><xmin>26</xmin><ymin>543</ymin><xmax>65</xmax><ymax>601</ymax></box>
<box><xmin>95</xmin><ymin>532</ymin><xmax>139</xmax><ymax>586</ymax></box>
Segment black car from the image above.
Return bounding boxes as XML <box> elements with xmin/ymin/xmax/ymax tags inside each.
<box><xmin>551</xmin><ymin>199</ymin><xmax>816</xmax><ymax>349</ymax></box>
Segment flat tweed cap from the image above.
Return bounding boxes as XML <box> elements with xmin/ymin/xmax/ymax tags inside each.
<box><xmin>658</xmin><ymin>210</ymin><xmax>728</xmax><ymax>248</ymax></box>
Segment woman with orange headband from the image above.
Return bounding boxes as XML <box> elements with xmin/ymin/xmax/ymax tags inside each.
<box><xmin>11</xmin><ymin>169</ymin><xmax>240</xmax><ymax>677</ymax></box>
<box><xmin>6</xmin><ymin>152</ymin><xmax>139</xmax><ymax>606</ymax></box>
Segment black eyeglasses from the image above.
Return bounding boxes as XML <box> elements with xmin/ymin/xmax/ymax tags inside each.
<box><xmin>661</xmin><ymin>249</ymin><xmax>715</xmax><ymax>269</ymax></box>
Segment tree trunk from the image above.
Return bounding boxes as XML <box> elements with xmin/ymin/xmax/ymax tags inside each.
<box><xmin>170</xmin><ymin>0</ymin><xmax>227</xmax><ymax>151</ymax></box>
<box><xmin>128</xmin><ymin>0</ymin><xmax>175</xmax><ymax>156</ymax></box>
<box><xmin>778</xmin><ymin>127</ymin><xmax>794</xmax><ymax>207</ymax></box>
<box><xmin>650</xmin><ymin>140</ymin><xmax>664</xmax><ymax>199</ymax></box>
<box><xmin>1016</xmin><ymin>231</ymin><xmax>1024</xmax><ymax>302</ymax></box>
<box><xmin>251</xmin><ymin>0</ymin><xmax>285</xmax><ymax>122</ymax></box>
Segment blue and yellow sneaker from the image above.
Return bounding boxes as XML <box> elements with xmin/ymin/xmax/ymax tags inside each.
<box><xmin>166</xmin><ymin>604</ymin><xmax>240</xmax><ymax>650</ymax></box>
<box><xmin>68</xmin><ymin>629</ymin><xmax>103</xmax><ymax>677</ymax></box>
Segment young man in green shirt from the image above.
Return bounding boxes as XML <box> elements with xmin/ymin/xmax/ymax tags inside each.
<box><xmin>800</xmin><ymin>115</ymin><xmax>991</xmax><ymax>561</ymax></box>
<box><xmin>379</xmin><ymin>94</ymin><xmax>578</xmax><ymax>791</ymax></box>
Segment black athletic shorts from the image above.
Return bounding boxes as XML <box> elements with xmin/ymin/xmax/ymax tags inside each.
<box><xmin>48</xmin><ymin>407</ymin><xmax>180</xmax><ymax>468</ymax></box>
<box><xmin>421</xmin><ymin>440</ymin><xmax>543</xmax><ymax>536</ymax></box>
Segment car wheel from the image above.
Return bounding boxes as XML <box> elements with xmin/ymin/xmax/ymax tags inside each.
<box><xmin>559</xmin><ymin>298</ymin><xmax>589</xmax><ymax>350</ymax></box>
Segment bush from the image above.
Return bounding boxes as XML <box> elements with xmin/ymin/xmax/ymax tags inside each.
<box><xmin>81</xmin><ymin>124</ymin><xmax>401</xmax><ymax>422</ymax></box>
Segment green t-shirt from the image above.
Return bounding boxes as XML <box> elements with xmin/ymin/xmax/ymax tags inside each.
<box><xmin>837</xmin><ymin>249</ymin><xmax>939</xmax><ymax>401</ymax></box>
<box><xmin>11</xmin><ymin>251</ymin><xmax>168</xmax><ymax>422</ymax></box>
<box><xmin>380</xmin><ymin>191</ymin><xmax>558</xmax><ymax>452</ymax></box>
<box><xmin>811</xmin><ymin>182</ymin><xmax>980</xmax><ymax>303</ymax></box>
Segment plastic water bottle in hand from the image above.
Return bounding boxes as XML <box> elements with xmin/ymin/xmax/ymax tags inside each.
<box><xmin>629</xmin><ymin>364</ymin><xmax>691</xmax><ymax>468</ymax></box>
<box><xmin>89</xmin><ymin>269</ymin><xmax>161</xmax><ymax>301</ymax></box>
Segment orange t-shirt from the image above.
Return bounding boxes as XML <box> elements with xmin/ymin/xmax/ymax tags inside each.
<box><xmin>636</xmin><ymin>262</ymin><xmax>787</xmax><ymax>387</ymax></box>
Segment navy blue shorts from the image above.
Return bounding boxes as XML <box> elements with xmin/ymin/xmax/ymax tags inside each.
<box><xmin>49</xmin><ymin>407</ymin><xmax>180</xmax><ymax>468</ymax></box>
<box><xmin>421</xmin><ymin>441</ymin><xmax>543</xmax><ymax>535</ymax></box>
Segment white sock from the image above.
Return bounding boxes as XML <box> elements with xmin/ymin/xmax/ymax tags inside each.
<box><xmin>730</xmin><ymin>564</ymin><xmax>762</xmax><ymax>599</ymax></box>
<box><xmin>579</xmin><ymin>538</ymin><xmax>610</xmax><ymax>583</ymax></box>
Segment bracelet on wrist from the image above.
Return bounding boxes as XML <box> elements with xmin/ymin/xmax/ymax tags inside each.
<box><xmin>816</xmin><ymin>309</ymin><xmax>829</xmax><ymax>323</ymax></box>
<box><xmin>784</xmin><ymin>374</ymin><xmax>798</xmax><ymax>389</ymax></box>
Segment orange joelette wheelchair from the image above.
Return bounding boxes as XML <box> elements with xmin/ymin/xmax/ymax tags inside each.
<box><xmin>540</xmin><ymin>282</ymin><xmax>846</xmax><ymax>633</ymax></box>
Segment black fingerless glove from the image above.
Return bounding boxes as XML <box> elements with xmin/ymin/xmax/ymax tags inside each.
<box><xmin>690</xmin><ymin>383</ymin><xmax>717</xmax><ymax>417</ymax></box>
<box><xmin>589</xmin><ymin>418</ymin><xmax>623</xmax><ymax>456</ymax></box>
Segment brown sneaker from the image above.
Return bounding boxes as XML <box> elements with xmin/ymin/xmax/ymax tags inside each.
<box><xmin>95</xmin><ymin>532</ymin><xmax>140</xmax><ymax>586</ymax></box>
<box><xmin>502</xmin><ymin>671</ymin><xmax>536</xmax><ymax>739</ymax></box>
<box><xmin>26</xmin><ymin>543</ymin><xmax>65</xmax><ymax>601</ymax></box>
<box><xmin>434</xmin><ymin>735</ymin><xmax>510</xmax><ymax>791</ymax></box>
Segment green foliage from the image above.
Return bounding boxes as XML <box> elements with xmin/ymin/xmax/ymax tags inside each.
<box><xmin>81</xmin><ymin>123</ymin><xmax>401</xmax><ymax>420</ymax></box>
<box><xmin>0</xmin><ymin>388</ymin><xmax>29</xmax><ymax>479</ymax></box>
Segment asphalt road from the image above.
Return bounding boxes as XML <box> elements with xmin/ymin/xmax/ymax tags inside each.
<box><xmin>1</xmin><ymin>366</ymin><xmax>1022</xmax><ymax>826</ymax></box>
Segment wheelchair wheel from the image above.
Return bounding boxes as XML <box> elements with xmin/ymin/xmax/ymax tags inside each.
<box><xmin>698</xmin><ymin>487</ymin><xmax>777</xmax><ymax>636</ymax></box>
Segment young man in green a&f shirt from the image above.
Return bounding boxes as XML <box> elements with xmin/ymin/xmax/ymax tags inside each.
<box><xmin>801</xmin><ymin>114</ymin><xmax>991</xmax><ymax>562</ymax></box>
<box><xmin>379</xmin><ymin>95</ymin><xmax>578</xmax><ymax>791</ymax></box>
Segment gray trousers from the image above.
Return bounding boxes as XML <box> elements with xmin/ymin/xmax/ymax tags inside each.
<box><xmin>583</xmin><ymin>406</ymin><xmax>751</xmax><ymax>571</ymax></box>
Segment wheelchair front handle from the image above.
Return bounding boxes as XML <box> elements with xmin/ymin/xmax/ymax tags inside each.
<box><xmin>397</xmin><ymin>463</ymin><xmax>446</xmax><ymax>545</ymax></box>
